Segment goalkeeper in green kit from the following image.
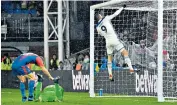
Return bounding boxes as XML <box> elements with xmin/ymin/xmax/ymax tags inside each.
<box><xmin>34</xmin><ymin>74</ymin><xmax>64</xmax><ymax>102</ymax></box>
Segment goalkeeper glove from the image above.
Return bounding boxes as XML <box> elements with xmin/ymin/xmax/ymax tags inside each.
<box><xmin>123</xmin><ymin>5</ymin><xmax>126</xmax><ymax>8</ymax></box>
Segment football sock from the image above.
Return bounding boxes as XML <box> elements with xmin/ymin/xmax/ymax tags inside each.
<box><xmin>124</xmin><ymin>56</ymin><xmax>133</xmax><ymax>70</ymax></box>
<box><xmin>28</xmin><ymin>80</ymin><xmax>35</xmax><ymax>96</ymax></box>
<box><xmin>20</xmin><ymin>82</ymin><xmax>26</xmax><ymax>97</ymax></box>
<box><xmin>107</xmin><ymin>62</ymin><xmax>112</xmax><ymax>75</ymax></box>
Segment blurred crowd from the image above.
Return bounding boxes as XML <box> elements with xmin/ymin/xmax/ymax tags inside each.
<box><xmin>49</xmin><ymin>53</ymin><xmax>90</xmax><ymax>71</ymax></box>
<box><xmin>1</xmin><ymin>1</ymin><xmax>43</xmax><ymax>17</ymax></box>
<box><xmin>1</xmin><ymin>52</ymin><xmax>90</xmax><ymax>71</ymax></box>
<box><xmin>1</xmin><ymin>53</ymin><xmax>12</xmax><ymax>70</ymax></box>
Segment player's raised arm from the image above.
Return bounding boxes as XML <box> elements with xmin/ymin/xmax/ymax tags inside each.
<box><xmin>107</xmin><ymin>5</ymin><xmax>126</xmax><ymax>20</ymax></box>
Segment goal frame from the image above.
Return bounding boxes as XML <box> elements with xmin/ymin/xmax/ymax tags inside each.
<box><xmin>89</xmin><ymin>0</ymin><xmax>164</xmax><ymax>102</ymax></box>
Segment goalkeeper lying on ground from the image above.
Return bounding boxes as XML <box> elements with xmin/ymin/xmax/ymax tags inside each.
<box><xmin>34</xmin><ymin>74</ymin><xmax>64</xmax><ymax>102</ymax></box>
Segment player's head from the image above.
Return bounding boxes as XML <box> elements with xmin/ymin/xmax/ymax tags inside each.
<box><xmin>96</xmin><ymin>13</ymin><xmax>102</xmax><ymax>21</ymax></box>
<box><xmin>140</xmin><ymin>40</ymin><xmax>146</xmax><ymax>49</ymax></box>
<box><xmin>52</xmin><ymin>54</ymin><xmax>57</xmax><ymax>59</ymax></box>
<box><xmin>3</xmin><ymin>53</ymin><xmax>9</xmax><ymax>58</ymax></box>
<box><xmin>163</xmin><ymin>50</ymin><xmax>168</xmax><ymax>55</ymax></box>
<box><xmin>39</xmin><ymin>56</ymin><xmax>44</xmax><ymax>62</ymax></box>
<box><xmin>95</xmin><ymin>10</ymin><xmax>104</xmax><ymax>21</ymax></box>
<box><xmin>123</xmin><ymin>35</ymin><xmax>128</xmax><ymax>41</ymax></box>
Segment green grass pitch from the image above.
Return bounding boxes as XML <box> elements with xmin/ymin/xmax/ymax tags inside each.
<box><xmin>1</xmin><ymin>88</ymin><xmax>177</xmax><ymax>105</ymax></box>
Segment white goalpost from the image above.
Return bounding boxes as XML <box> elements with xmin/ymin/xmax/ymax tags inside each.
<box><xmin>90</xmin><ymin>0</ymin><xmax>177</xmax><ymax>102</ymax></box>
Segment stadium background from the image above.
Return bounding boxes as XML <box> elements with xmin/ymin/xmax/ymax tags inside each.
<box><xmin>1</xmin><ymin>0</ymin><xmax>177</xmax><ymax>105</ymax></box>
<box><xmin>1</xmin><ymin>0</ymin><xmax>102</xmax><ymax>92</ymax></box>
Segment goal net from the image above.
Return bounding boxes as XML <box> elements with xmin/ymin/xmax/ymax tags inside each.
<box><xmin>90</xmin><ymin>0</ymin><xmax>177</xmax><ymax>102</ymax></box>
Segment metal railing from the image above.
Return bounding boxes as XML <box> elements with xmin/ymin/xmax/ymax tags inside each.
<box><xmin>1</xmin><ymin>15</ymin><xmax>58</xmax><ymax>41</ymax></box>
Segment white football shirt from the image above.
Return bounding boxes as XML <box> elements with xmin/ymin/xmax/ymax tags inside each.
<box><xmin>96</xmin><ymin>16</ymin><xmax>118</xmax><ymax>44</ymax></box>
<box><xmin>96</xmin><ymin>7</ymin><xmax>124</xmax><ymax>46</ymax></box>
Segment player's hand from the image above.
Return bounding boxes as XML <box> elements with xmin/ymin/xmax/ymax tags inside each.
<box><xmin>123</xmin><ymin>5</ymin><xmax>126</xmax><ymax>8</ymax></box>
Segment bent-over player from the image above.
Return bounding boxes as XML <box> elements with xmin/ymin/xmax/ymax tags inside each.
<box><xmin>12</xmin><ymin>53</ymin><xmax>54</xmax><ymax>102</ymax></box>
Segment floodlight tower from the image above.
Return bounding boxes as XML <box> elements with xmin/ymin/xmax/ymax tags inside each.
<box><xmin>44</xmin><ymin>0</ymin><xmax>70</xmax><ymax>69</ymax></box>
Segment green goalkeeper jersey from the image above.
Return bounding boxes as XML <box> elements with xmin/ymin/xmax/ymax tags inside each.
<box><xmin>34</xmin><ymin>83</ymin><xmax>64</xmax><ymax>102</ymax></box>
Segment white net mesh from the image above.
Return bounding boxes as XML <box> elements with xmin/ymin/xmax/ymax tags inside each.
<box><xmin>92</xmin><ymin>0</ymin><xmax>177</xmax><ymax>101</ymax></box>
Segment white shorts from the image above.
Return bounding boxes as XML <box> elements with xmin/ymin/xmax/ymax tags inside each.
<box><xmin>106</xmin><ymin>40</ymin><xmax>124</xmax><ymax>55</ymax></box>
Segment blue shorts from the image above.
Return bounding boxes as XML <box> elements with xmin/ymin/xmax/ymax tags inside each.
<box><xmin>163</xmin><ymin>61</ymin><xmax>167</xmax><ymax>68</ymax></box>
<box><xmin>12</xmin><ymin>65</ymin><xmax>32</xmax><ymax>76</ymax></box>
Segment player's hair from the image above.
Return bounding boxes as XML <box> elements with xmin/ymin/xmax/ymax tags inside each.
<box><xmin>95</xmin><ymin>10</ymin><xmax>104</xmax><ymax>21</ymax></box>
<box><xmin>3</xmin><ymin>53</ymin><xmax>9</xmax><ymax>57</ymax></box>
<box><xmin>95</xmin><ymin>13</ymin><xmax>101</xmax><ymax>21</ymax></box>
<box><xmin>99</xmin><ymin>10</ymin><xmax>104</xmax><ymax>16</ymax></box>
<box><xmin>39</xmin><ymin>56</ymin><xmax>44</xmax><ymax>61</ymax></box>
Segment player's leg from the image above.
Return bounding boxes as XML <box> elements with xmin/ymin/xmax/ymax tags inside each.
<box><xmin>53</xmin><ymin>77</ymin><xmax>64</xmax><ymax>101</ymax></box>
<box><xmin>23</xmin><ymin>66</ymin><xmax>36</xmax><ymax>101</ymax></box>
<box><xmin>108</xmin><ymin>54</ymin><xmax>114</xmax><ymax>80</ymax></box>
<box><xmin>14</xmin><ymin>66</ymin><xmax>28</xmax><ymax>102</ymax></box>
<box><xmin>106</xmin><ymin>45</ymin><xmax>114</xmax><ymax>81</ymax></box>
<box><xmin>34</xmin><ymin>74</ymin><xmax>43</xmax><ymax>101</ymax></box>
<box><xmin>120</xmin><ymin>49</ymin><xmax>134</xmax><ymax>72</ymax></box>
<box><xmin>26</xmin><ymin>74</ymin><xmax>36</xmax><ymax>101</ymax></box>
<box><xmin>115</xmin><ymin>41</ymin><xmax>135</xmax><ymax>73</ymax></box>
<box><xmin>17</xmin><ymin>75</ymin><xmax>27</xmax><ymax>102</ymax></box>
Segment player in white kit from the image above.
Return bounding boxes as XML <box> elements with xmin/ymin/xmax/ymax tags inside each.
<box><xmin>96</xmin><ymin>5</ymin><xmax>135</xmax><ymax>81</ymax></box>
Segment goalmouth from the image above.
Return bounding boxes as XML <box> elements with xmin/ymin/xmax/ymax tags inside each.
<box><xmin>90</xmin><ymin>0</ymin><xmax>177</xmax><ymax>102</ymax></box>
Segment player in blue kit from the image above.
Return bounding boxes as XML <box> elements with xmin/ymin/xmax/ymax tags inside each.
<box><xmin>12</xmin><ymin>53</ymin><xmax>54</xmax><ymax>102</ymax></box>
